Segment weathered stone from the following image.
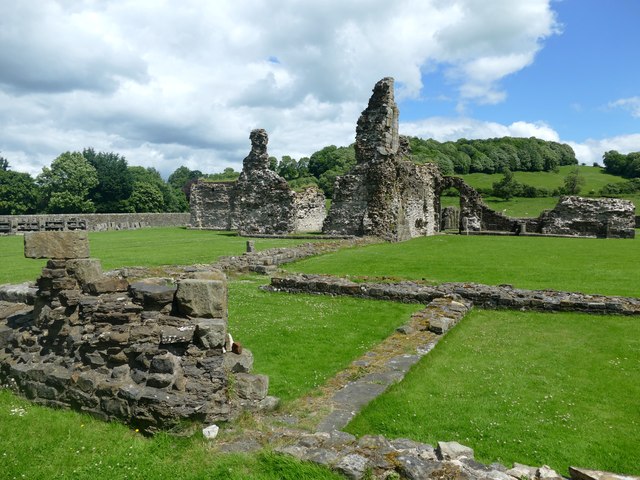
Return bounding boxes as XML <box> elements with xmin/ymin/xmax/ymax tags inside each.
<box><xmin>436</xmin><ymin>441</ymin><xmax>474</xmax><ymax>461</ymax></box>
<box><xmin>507</xmin><ymin>463</ymin><xmax>539</xmax><ymax>480</ymax></box>
<box><xmin>24</xmin><ymin>231</ymin><xmax>90</xmax><ymax>259</ymax></box>
<box><xmin>202</xmin><ymin>424</ymin><xmax>219</xmax><ymax>440</ymax></box>
<box><xmin>175</xmin><ymin>279</ymin><xmax>226</xmax><ymax>319</ymax></box>
<box><xmin>189</xmin><ymin>129</ymin><xmax>326</xmax><ymax>234</ymax></box>
<box><xmin>129</xmin><ymin>280</ymin><xmax>176</xmax><ymax>310</ymax></box>
<box><xmin>87</xmin><ymin>277</ymin><xmax>129</xmax><ymax>294</ymax></box>
<box><xmin>195</xmin><ymin>318</ymin><xmax>227</xmax><ymax>350</ymax></box>
<box><xmin>323</xmin><ymin>78</ymin><xmax>440</xmax><ymax>241</ymax></box>
<box><xmin>150</xmin><ymin>353</ymin><xmax>180</xmax><ymax>374</ymax></box>
<box><xmin>0</xmin><ymin>282</ymin><xmax>37</xmax><ymax>304</ymax></box>
<box><xmin>65</xmin><ymin>258</ymin><xmax>103</xmax><ymax>287</ymax></box>
<box><xmin>234</xmin><ymin>373</ymin><xmax>268</xmax><ymax>401</ymax></box>
<box><xmin>160</xmin><ymin>325</ymin><xmax>195</xmax><ymax>344</ymax></box>
<box><xmin>335</xmin><ymin>453</ymin><xmax>370</xmax><ymax>480</ymax></box>
<box><xmin>223</xmin><ymin>350</ymin><xmax>254</xmax><ymax>373</ymax></box>
<box><xmin>537</xmin><ymin>465</ymin><xmax>563</xmax><ymax>480</ymax></box>
<box><xmin>569</xmin><ymin>467</ymin><xmax>640</xmax><ymax>480</ymax></box>
<box><xmin>395</xmin><ymin>455</ymin><xmax>440</xmax><ymax>480</ymax></box>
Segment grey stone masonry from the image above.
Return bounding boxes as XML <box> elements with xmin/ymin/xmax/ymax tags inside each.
<box><xmin>323</xmin><ymin>78</ymin><xmax>441</xmax><ymax>241</ymax></box>
<box><xmin>189</xmin><ymin>129</ymin><xmax>326</xmax><ymax>234</ymax></box>
<box><xmin>0</xmin><ymin>232</ymin><xmax>273</xmax><ymax>432</ymax></box>
<box><xmin>267</xmin><ymin>274</ymin><xmax>640</xmax><ymax>315</ymax></box>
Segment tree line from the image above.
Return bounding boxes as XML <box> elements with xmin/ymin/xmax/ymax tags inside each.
<box><xmin>4</xmin><ymin>137</ymin><xmax>627</xmax><ymax>215</ymax></box>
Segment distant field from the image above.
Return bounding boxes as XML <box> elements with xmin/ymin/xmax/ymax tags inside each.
<box><xmin>458</xmin><ymin>165</ymin><xmax>627</xmax><ymax>194</ymax></box>
<box><xmin>287</xmin><ymin>234</ymin><xmax>640</xmax><ymax>297</ymax></box>
<box><xmin>441</xmin><ymin>195</ymin><xmax>559</xmax><ymax>217</ymax></box>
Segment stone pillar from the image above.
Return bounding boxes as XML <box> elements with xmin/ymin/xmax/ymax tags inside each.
<box><xmin>246</xmin><ymin>240</ymin><xmax>255</xmax><ymax>253</ymax></box>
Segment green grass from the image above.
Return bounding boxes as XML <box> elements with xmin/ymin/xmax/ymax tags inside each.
<box><xmin>458</xmin><ymin>165</ymin><xmax>627</xmax><ymax>195</ymax></box>
<box><xmin>345</xmin><ymin>309</ymin><xmax>640</xmax><ymax>476</ymax></box>
<box><xmin>0</xmin><ymin>228</ymin><xmax>320</xmax><ymax>284</ymax></box>
<box><xmin>229</xmin><ymin>277</ymin><xmax>420</xmax><ymax>401</ymax></box>
<box><xmin>287</xmin><ymin>234</ymin><xmax>640</xmax><ymax>297</ymax></box>
<box><xmin>0</xmin><ymin>390</ymin><xmax>341</xmax><ymax>479</ymax></box>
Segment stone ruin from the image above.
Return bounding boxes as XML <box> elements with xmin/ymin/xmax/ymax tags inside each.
<box><xmin>441</xmin><ymin>176</ymin><xmax>636</xmax><ymax>238</ymax></box>
<box><xmin>189</xmin><ymin>129</ymin><xmax>326</xmax><ymax>234</ymax></box>
<box><xmin>323</xmin><ymin>77</ymin><xmax>442</xmax><ymax>241</ymax></box>
<box><xmin>323</xmin><ymin>76</ymin><xmax>635</xmax><ymax>241</ymax></box>
<box><xmin>0</xmin><ymin>232</ymin><xmax>274</xmax><ymax>432</ymax></box>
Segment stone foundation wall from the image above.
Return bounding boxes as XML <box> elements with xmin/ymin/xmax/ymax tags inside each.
<box><xmin>0</xmin><ymin>213</ymin><xmax>190</xmax><ymax>235</ymax></box>
<box><xmin>0</xmin><ymin>232</ymin><xmax>272</xmax><ymax>432</ymax></box>
<box><xmin>267</xmin><ymin>274</ymin><xmax>640</xmax><ymax>315</ymax></box>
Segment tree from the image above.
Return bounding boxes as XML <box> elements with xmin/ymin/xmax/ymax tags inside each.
<box><xmin>0</xmin><ymin>155</ymin><xmax>8</xmax><ymax>171</ymax></box>
<box><xmin>168</xmin><ymin>166</ymin><xmax>203</xmax><ymax>204</ymax></box>
<box><xmin>492</xmin><ymin>168</ymin><xmax>521</xmax><ymax>200</ymax></box>
<box><xmin>127</xmin><ymin>166</ymin><xmax>188</xmax><ymax>213</ymax></box>
<box><xmin>277</xmin><ymin>156</ymin><xmax>300</xmax><ymax>180</ymax></box>
<box><xmin>37</xmin><ymin>152</ymin><xmax>98</xmax><ymax>213</ymax></box>
<box><xmin>83</xmin><ymin>148</ymin><xmax>133</xmax><ymax>213</ymax></box>
<box><xmin>127</xmin><ymin>182</ymin><xmax>165</xmax><ymax>212</ymax></box>
<box><xmin>561</xmin><ymin>167</ymin><xmax>586</xmax><ymax>195</ymax></box>
<box><xmin>0</xmin><ymin>169</ymin><xmax>38</xmax><ymax>214</ymax></box>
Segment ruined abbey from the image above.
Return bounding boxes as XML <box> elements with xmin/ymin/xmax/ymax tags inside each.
<box><xmin>190</xmin><ymin>77</ymin><xmax>635</xmax><ymax>240</ymax></box>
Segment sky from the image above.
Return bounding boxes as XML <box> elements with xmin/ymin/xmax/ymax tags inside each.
<box><xmin>1</xmin><ymin>0</ymin><xmax>639</xmax><ymax>179</ymax></box>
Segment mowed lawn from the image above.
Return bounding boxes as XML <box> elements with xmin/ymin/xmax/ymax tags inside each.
<box><xmin>287</xmin><ymin>234</ymin><xmax>640</xmax><ymax>297</ymax></box>
<box><xmin>0</xmin><ymin>227</ymin><xmax>318</xmax><ymax>284</ymax></box>
<box><xmin>346</xmin><ymin>309</ymin><xmax>640</xmax><ymax>476</ymax></box>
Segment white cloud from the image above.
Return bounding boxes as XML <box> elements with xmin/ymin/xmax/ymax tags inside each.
<box><xmin>401</xmin><ymin>118</ymin><xmax>560</xmax><ymax>142</ymax></box>
<box><xmin>0</xmin><ymin>1</ymin><xmax>560</xmax><ymax>177</ymax></box>
<box><xmin>568</xmin><ymin>134</ymin><xmax>640</xmax><ymax>165</ymax></box>
<box><xmin>609</xmin><ymin>97</ymin><xmax>640</xmax><ymax>118</ymax></box>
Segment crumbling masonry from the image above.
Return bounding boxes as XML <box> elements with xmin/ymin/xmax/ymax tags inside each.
<box><xmin>189</xmin><ymin>129</ymin><xmax>326</xmax><ymax>234</ymax></box>
<box><xmin>0</xmin><ymin>232</ymin><xmax>274</xmax><ymax>432</ymax></box>
<box><xmin>323</xmin><ymin>77</ymin><xmax>442</xmax><ymax>241</ymax></box>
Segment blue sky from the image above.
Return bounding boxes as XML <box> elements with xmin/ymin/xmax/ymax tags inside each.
<box><xmin>0</xmin><ymin>0</ymin><xmax>639</xmax><ymax>177</ymax></box>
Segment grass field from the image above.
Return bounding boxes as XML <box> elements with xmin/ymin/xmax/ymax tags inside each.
<box><xmin>287</xmin><ymin>234</ymin><xmax>640</xmax><ymax>297</ymax></box>
<box><xmin>229</xmin><ymin>277</ymin><xmax>419</xmax><ymax>401</ymax></box>
<box><xmin>0</xmin><ymin>228</ymin><xmax>318</xmax><ymax>285</ymax></box>
<box><xmin>1</xmin><ymin>227</ymin><xmax>639</xmax><ymax>477</ymax></box>
<box><xmin>0</xmin><ymin>388</ymin><xmax>341</xmax><ymax>479</ymax></box>
<box><xmin>458</xmin><ymin>165</ymin><xmax>627</xmax><ymax>195</ymax></box>
<box><xmin>346</xmin><ymin>309</ymin><xmax>640</xmax><ymax>476</ymax></box>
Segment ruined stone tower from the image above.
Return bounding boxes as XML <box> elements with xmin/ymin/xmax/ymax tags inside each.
<box><xmin>323</xmin><ymin>77</ymin><xmax>441</xmax><ymax>241</ymax></box>
<box><xmin>189</xmin><ymin>129</ymin><xmax>326</xmax><ymax>234</ymax></box>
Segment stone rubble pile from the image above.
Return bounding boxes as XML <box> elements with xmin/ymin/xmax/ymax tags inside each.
<box><xmin>0</xmin><ymin>232</ymin><xmax>274</xmax><ymax>432</ymax></box>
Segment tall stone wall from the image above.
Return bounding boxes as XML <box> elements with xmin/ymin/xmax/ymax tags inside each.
<box><xmin>0</xmin><ymin>213</ymin><xmax>190</xmax><ymax>235</ymax></box>
<box><xmin>188</xmin><ymin>182</ymin><xmax>236</xmax><ymax>230</ymax></box>
<box><xmin>323</xmin><ymin>78</ymin><xmax>441</xmax><ymax>241</ymax></box>
<box><xmin>0</xmin><ymin>232</ymin><xmax>272</xmax><ymax>432</ymax></box>
<box><xmin>189</xmin><ymin>130</ymin><xmax>326</xmax><ymax>234</ymax></box>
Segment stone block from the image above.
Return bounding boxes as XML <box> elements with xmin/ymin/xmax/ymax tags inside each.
<box><xmin>175</xmin><ymin>279</ymin><xmax>227</xmax><ymax>319</ymax></box>
<box><xmin>66</xmin><ymin>258</ymin><xmax>103</xmax><ymax>287</ymax></box>
<box><xmin>223</xmin><ymin>349</ymin><xmax>253</xmax><ymax>373</ymax></box>
<box><xmin>129</xmin><ymin>281</ymin><xmax>176</xmax><ymax>310</ymax></box>
<box><xmin>569</xmin><ymin>467</ymin><xmax>640</xmax><ymax>480</ymax></box>
<box><xmin>150</xmin><ymin>353</ymin><xmax>180</xmax><ymax>374</ymax></box>
<box><xmin>234</xmin><ymin>373</ymin><xmax>268</xmax><ymax>401</ymax></box>
<box><xmin>87</xmin><ymin>277</ymin><xmax>129</xmax><ymax>294</ymax></box>
<box><xmin>160</xmin><ymin>324</ymin><xmax>195</xmax><ymax>344</ymax></box>
<box><xmin>24</xmin><ymin>231</ymin><xmax>90</xmax><ymax>259</ymax></box>
<box><xmin>195</xmin><ymin>318</ymin><xmax>227</xmax><ymax>350</ymax></box>
<box><xmin>436</xmin><ymin>441</ymin><xmax>474</xmax><ymax>460</ymax></box>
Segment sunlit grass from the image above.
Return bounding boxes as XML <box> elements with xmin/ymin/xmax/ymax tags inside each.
<box><xmin>287</xmin><ymin>234</ymin><xmax>640</xmax><ymax>297</ymax></box>
<box><xmin>345</xmin><ymin>309</ymin><xmax>640</xmax><ymax>476</ymax></box>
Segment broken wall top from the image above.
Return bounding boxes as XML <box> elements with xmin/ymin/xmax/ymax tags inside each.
<box><xmin>355</xmin><ymin>77</ymin><xmax>400</xmax><ymax>164</ymax></box>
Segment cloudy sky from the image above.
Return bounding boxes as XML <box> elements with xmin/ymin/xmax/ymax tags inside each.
<box><xmin>1</xmin><ymin>0</ymin><xmax>639</xmax><ymax>178</ymax></box>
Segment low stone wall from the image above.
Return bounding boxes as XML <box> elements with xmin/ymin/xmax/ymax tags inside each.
<box><xmin>267</xmin><ymin>274</ymin><xmax>640</xmax><ymax>315</ymax></box>
<box><xmin>0</xmin><ymin>213</ymin><xmax>190</xmax><ymax>235</ymax></box>
<box><xmin>0</xmin><ymin>232</ymin><xmax>272</xmax><ymax>432</ymax></box>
